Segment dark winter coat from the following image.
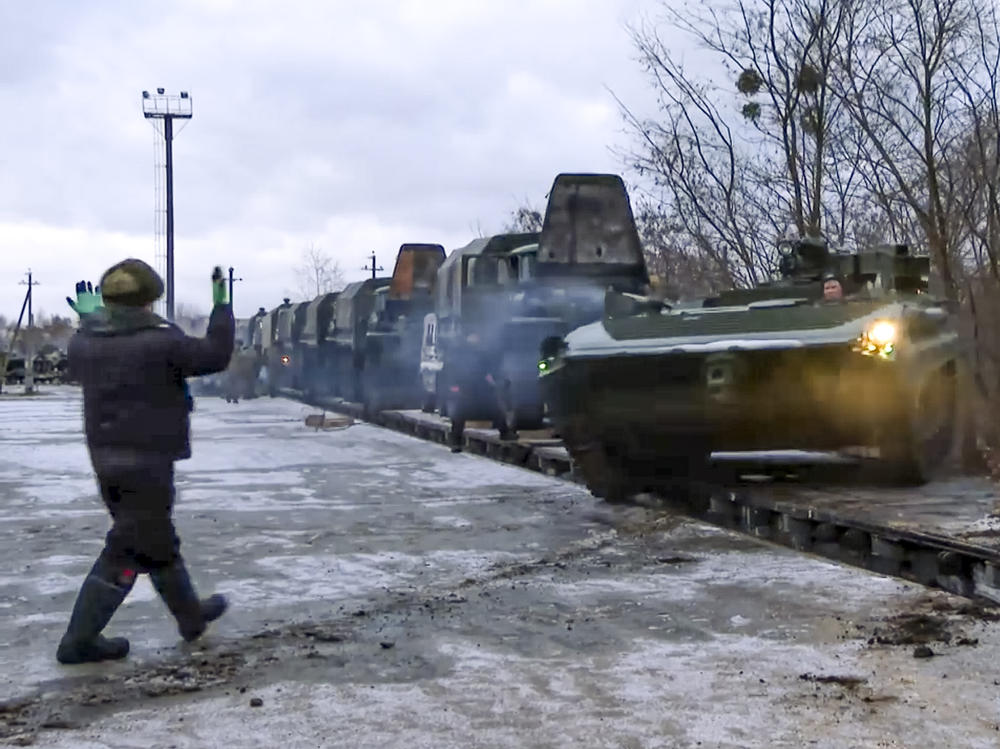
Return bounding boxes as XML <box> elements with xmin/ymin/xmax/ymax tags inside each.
<box><xmin>68</xmin><ymin>304</ymin><xmax>235</xmax><ymax>471</ymax></box>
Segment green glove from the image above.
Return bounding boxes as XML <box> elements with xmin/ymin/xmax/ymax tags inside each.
<box><xmin>66</xmin><ymin>281</ymin><xmax>104</xmax><ymax>316</ymax></box>
<box><xmin>211</xmin><ymin>266</ymin><xmax>229</xmax><ymax>306</ymax></box>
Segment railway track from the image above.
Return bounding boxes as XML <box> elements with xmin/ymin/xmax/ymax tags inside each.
<box><xmin>277</xmin><ymin>387</ymin><xmax>1000</xmax><ymax>605</ymax></box>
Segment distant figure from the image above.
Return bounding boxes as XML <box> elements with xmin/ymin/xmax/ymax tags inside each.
<box><xmin>822</xmin><ymin>273</ymin><xmax>844</xmax><ymax>302</ymax></box>
<box><xmin>58</xmin><ymin>259</ymin><xmax>234</xmax><ymax>664</ymax></box>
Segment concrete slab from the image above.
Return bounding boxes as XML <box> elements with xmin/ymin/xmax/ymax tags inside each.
<box><xmin>0</xmin><ymin>388</ymin><xmax>998</xmax><ymax>747</ymax></box>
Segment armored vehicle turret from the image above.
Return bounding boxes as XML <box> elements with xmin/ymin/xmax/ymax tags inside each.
<box><xmin>541</xmin><ymin>237</ymin><xmax>958</xmax><ymax>498</ymax></box>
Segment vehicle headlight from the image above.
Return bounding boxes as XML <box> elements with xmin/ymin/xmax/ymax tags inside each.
<box><xmin>538</xmin><ymin>336</ymin><xmax>567</xmax><ymax>376</ymax></box>
<box><xmin>855</xmin><ymin>320</ymin><xmax>897</xmax><ymax>358</ymax></box>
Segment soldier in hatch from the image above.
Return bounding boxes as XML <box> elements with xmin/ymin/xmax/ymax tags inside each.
<box><xmin>822</xmin><ymin>273</ymin><xmax>845</xmax><ymax>302</ymax></box>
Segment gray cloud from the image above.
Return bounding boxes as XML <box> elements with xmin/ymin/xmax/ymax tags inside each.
<box><xmin>0</xmin><ymin>0</ymin><xmax>659</xmax><ymax>320</ymax></box>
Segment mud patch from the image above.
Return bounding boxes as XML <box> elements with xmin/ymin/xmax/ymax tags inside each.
<box><xmin>798</xmin><ymin>672</ymin><xmax>867</xmax><ymax>688</ymax></box>
<box><xmin>869</xmin><ymin>613</ymin><xmax>954</xmax><ymax>645</ymax></box>
<box><xmin>862</xmin><ymin>593</ymin><xmax>1000</xmax><ymax>648</ymax></box>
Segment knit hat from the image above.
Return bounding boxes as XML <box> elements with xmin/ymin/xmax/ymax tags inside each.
<box><xmin>100</xmin><ymin>259</ymin><xmax>164</xmax><ymax>307</ymax></box>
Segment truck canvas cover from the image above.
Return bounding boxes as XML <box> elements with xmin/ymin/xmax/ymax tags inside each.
<box><xmin>537</xmin><ymin>173</ymin><xmax>645</xmax><ymax>277</ymax></box>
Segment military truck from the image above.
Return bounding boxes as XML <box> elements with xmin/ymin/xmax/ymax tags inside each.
<box><xmin>270</xmin><ymin>301</ymin><xmax>310</xmax><ymax>391</ymax></box>
<box><xmin>3</xmin><ymin>355</ymin><xmax>25</xmax><ymax>385</ymax></box>
<box><xmin>298</xmin><ymin>292</ymin><xmax>339</xmax><ymax>398</ymax></box>
<box><xmin>419</xmin><ymin>232</ymin><xmax>539</xmax><ymax>433</ymax></box>
<box><xmin>488</xmin><ymin>173</ymin><xmax>650</xmax><ymax>433</ymax></box>
<box><xmin>327</xmin><ymin>276</ymin><xmax>391</xmax><ymax>402</ymax></box>
<box><xmin>260</xmin><ymin>299</ymin><xmax>292</xmax><ymax>396</ymax></box>
<box><xmin>540</xmin><ymin>237</ymin><xmax>958</xmax><ymax>498</ymax></box>
<box><xmin>360</xmin><ymin>243</ymin><xmax>446</xmax><ymax>414</ymax></box>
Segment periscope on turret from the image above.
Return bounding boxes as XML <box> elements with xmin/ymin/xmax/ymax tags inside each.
<box><xmin>540</xmin><ymin>238</ymin><xmax>959</xmax><ymax>500</ymax></box>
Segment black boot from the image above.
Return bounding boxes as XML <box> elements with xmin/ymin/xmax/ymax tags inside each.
<box><xmin>56</xmin><ymin>564</ymin><xmax>133</xmax><ymax>665</ymax></box>
<box><xmin>150</xmin><ymin>561</ymin><xmax>228</xmax><ymax>642</ymax></box>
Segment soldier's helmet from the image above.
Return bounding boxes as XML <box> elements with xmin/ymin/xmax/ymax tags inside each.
<box><xmin>100</xmin><ymin>259</ymin><xmax>165</xmax><ymax>307</ymax></box>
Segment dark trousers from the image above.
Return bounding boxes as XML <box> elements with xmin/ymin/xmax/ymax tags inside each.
<box><xmin>96</xmin><ymin>460</ymin><xmax>181</xmax><ymax>577</ymax></box>
<box><xmin>60</xmin><ymin>457</ymin><xmax>212</xmax><ymax>651</ymax></box>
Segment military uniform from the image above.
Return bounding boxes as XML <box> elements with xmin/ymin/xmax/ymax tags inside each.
<box><xmin>57</xmin><ymin>259</ymin><xmax>234</xmax><ymax>664</ymax></box>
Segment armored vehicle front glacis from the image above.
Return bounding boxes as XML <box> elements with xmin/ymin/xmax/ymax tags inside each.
<box><xmin>540</xmin><ymin>239</ymin><xmax>959</xmax><ymax>499</ymax></box>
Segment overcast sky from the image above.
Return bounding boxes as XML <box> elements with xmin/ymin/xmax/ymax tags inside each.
<box><xmin>0</xmin><ymin>0</ymin><xmax>666</xmax><ymax>320</ymax></box>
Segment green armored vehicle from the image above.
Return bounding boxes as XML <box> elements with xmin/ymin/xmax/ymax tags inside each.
<box><xmin>540</xmin><ymin>238</ymin><xmax>959</xmax><ymax>498</ymax></box>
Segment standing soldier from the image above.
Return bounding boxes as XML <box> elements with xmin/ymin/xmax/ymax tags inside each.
<box><xmin>58</xmin><ymin>260</ymin><xmax>234</xmax><ymax>664</ymax></box>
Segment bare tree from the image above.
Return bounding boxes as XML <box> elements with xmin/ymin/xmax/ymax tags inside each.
<box><xmin>832</xmin><ymin>0</ymin><xmax>987</xmax><ymax>301</ymax></box>
<box><xmin>295</xmin><ymin>243</ymin><xmax>345</xmax><ymax>300</ymax></box>
<box><xmin>503</xmin><ymin>202</ymin><xmax>544</xmax><ymax>233</ymax></box>
<box><xmin>616</xmin><ymin>0</ymin><xmax>865</xmax><ymax>291</ymax></box>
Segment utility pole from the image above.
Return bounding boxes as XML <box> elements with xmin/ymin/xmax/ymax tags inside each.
<box><xmin>363</xmin><ymin>252</ymin><xmax>384</xmax><ymax>280</ymax></box>
<box><xmin>143</xmin><ymin>88</ymin><xmax>193</xmax><ymax>322</ymax></box>
<box><xmin>18</xmin><ymin>270</ymin><xmax>40</xmax><ymax>394</ymax></box>
<box><xmin>228</xmin><ymin>267</ymin><xmax>243</xmax><ymax>306</ymax></box>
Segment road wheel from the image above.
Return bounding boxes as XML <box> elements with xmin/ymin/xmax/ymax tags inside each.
<box><xmin>879</xmin><ymin>365</ymin><xmax>957</xmax><ymax>485</ymax></box>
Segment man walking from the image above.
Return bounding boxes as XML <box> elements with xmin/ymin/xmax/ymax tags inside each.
<box><xmin>57</xmin><ymin>259</ymin><xmax>234</xmax><ymax>664</ymax></box>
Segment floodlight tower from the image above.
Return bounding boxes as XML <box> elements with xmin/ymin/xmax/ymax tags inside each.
<box><xmin>142</xmin><ymin>88</ymin><xmax>192</xmax><ymax>321</ymax></box>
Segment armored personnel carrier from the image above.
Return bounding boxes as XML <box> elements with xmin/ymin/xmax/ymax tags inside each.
<box><xmin>540</xmin><ymin>237</ymin><xmax>959</xmax><ymax>499</ymax></box>
<box><xmin>360</xmin><ymin>243</ymin><xmax>446</xmax><ymax>414</ymax></box>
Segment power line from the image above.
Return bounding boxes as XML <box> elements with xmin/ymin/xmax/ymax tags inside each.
<box><xmin>363</xmin><ymin>252</ymin><xmax>384</xmax><ymax>280</ymax></box>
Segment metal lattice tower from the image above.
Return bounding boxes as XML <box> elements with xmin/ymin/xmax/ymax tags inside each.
<box><xmin>152</xmin><ymin>123</ymin><xmax>166</xmax><ymax>317</ymax></box>
<box><xmin>142</xmin><ymin>88</ymin><xmax>192</xmax><ymax>321</ymax></box>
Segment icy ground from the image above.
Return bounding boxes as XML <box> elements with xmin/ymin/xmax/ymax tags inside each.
<box><xmin>0</xmin><ymin>387</ymin><xmax>998</xmax><ymax>748</ymax></box>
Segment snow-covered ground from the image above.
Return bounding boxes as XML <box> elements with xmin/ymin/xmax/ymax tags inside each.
<box><xmin>1</xmin><ymin>387</ymin><xmax>998</xmax><ymax>748</ymax></box>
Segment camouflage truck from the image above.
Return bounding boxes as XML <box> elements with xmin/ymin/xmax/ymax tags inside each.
<box><xmin>260</xmin><ymin>299</ymin><xmax>292</xmax><ymax>396</ymax></box>
<box><xmin>540</xmin><ymin>237</ymin><xmax>959</xmax><ymax>498</ymax></box>
<box><xmin>269</xmin><ymin>301</ymin><xmax>310</xmax><ymax>391</ymax></box>
<box><xmin>488</xmin><ymin>173</ymin><xmax>649</xmax><ymax>434</ymax></box>
<box><xmin>359</xmin><ymin>243</ymin><xmax>446</xmax><ymax>414</ymax></box>
<box><xmin>327</xmin><ymin>276</ymin><xmax>391</xmax><ymax>402</ymax></box>
<box><xmin>298</xmin><ymin>292</ymin><xmax>339</xmax><ymax>399</ymax></box>
<box><xmin>418</xmin><ymin>232</ymin><xmax>539</xmax><ymax>433</ymax></box>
